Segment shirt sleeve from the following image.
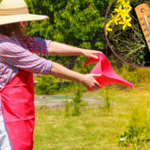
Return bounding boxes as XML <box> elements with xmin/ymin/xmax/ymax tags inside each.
<box><xmin>0</xmin><ymin>38</ymin><xmax>52</xmax><ymax>75</ymax></box>
<box><xmin>23</xmin><ymin>35</ymin><xmax>51</xmax><ymax>55</ymax></box>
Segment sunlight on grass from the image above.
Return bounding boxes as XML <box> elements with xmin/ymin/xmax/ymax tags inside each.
<box><xmin>33</xmin><ymin>79</ymin><xmax>150</xmax><ymax>150</ymax></box>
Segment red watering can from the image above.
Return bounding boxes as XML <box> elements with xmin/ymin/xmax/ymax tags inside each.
<box><xmin>84</xmin><ymin>53</ymin><xmax>134</xmax><ymax>91</ymax></box>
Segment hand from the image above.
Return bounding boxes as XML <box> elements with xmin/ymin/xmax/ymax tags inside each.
<box><xmin>81</xmin><ymin>74</ymin><xmax>102</xmax><ymax>90</ymax></box>
<box><xmin>82</xmin><ymin>49</ymin><xmax>102</xmax><ymax>59</ymax></box>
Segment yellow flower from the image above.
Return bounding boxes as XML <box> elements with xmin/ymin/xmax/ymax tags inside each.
<box><xmin>123</xmin><ymin>1</ymin><xmax>132</xmax><ymax>10</ymax></box>
<box><xmin>122</xmin><ymin>9</ymin><xmax>131</xmax><ymax>18</ymax></box>
<box><xmin>110</xmin><ymin>13</ymin><xmax>120</xmax><ymax>25</ymax></box>
<box><xmin>116</xmin><ymin>0</ymin><xmax>125</xmax><ymax>5</ymax></box>
<box><xmin>106</xmin><ymin>23</ymin><xmax>112</xmax><ymax>35</ymax></box>
<box><xmin>114</xmin><ymin>5</ymin><xmax>124</xmax><ymax>18</ymax></box>
<box><xmin>128</xmin><ymin>6</ymin><xmax>132</xmax><ymax>12</ymax></box>
<box><xmin>119</xmin><ymin>17</ymin><xmax>132</xmax><ymax>30</ymax></box>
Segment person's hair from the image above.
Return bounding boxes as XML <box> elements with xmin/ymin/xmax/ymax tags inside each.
<box><xmin>0</xmin><ymin>22</ymin><xmax>23</xmax><ymax>38</ymax></box>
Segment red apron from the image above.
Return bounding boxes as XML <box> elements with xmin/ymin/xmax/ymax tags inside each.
<box><xmin>0</xmin><ymin>69</ymin><xmax>35</xmax><ymax>150</ymax></box>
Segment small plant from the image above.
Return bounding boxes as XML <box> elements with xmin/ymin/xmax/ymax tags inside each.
<box><xmin>62</xmin><ymin>84</ymin><xmax>87</xmax><ymax>117</ymax></box>
<box><xmin>101</xmin><ymin>87</ymin><xmax>111</xmax><ymax>111</ymax></box>
<box><xmin>62</xmin><ymin>97</ymin><xmax>72</xmax><ymax>117</ymax></box>
<box><xmin>71</xmin><ymin>90</ymin><xmax>87</xmax><ymax>116</ymax></box>
<box><xmin>105</xmin><ymin>90</ymin><xmax>110</xmax><ymax>111</ymax></box>
<box><xmin>62</xmin><ymin>88</ymin><xmax>72</xmax><ymax>117</ymax></box>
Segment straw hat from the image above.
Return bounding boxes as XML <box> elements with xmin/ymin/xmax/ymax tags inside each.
<box><xmin>0</xmin><ymin>0</ymin><xmax>48</xmax><ymax>25</ymax></box>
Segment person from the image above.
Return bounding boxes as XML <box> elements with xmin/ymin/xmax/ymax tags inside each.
<box><xmin>0</xmin><ymin>0</ymin><xmax>102</xmax><ymax>149</ymax></box>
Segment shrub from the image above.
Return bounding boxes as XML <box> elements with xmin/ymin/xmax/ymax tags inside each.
<box><xmin>71</xmin><ymin>89</ymin><xmax>87</xmax><ymax>116</ymax></box>
<box><xmin>34</xmin><ymin>75</ymin><xmax>59</xmax><ymax>95</ymax></box>
<box><xmin>118</xmin><ymin>100</ymin><xmax>150</xmax><ymax>148</ymax></box>
<box><xmin>109</xmin><ymin>57</ymin><xmax>146</xmax><ymax>89</ymax></box>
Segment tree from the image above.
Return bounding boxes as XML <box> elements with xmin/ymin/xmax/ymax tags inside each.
<box><xmin>25</xmin><ymin>0</ymin><xmax>111</xmax><ymax>67</ymax></box>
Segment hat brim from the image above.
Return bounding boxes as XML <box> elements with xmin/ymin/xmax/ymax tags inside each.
<box><xmin>0</xmin><ymin>13</ymin><xmax>48</xmax><ymax>25</ymax></box>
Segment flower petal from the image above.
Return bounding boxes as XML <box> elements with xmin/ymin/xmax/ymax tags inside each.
<box><xmin>119</xmin><ymin>22</ymin><xmax>124</xmax><ymax>24</ymax></box>
<box><xmin>123</xmin><ymin>25</ymin><xmax>126</xmax><ymax>30</ymax></box>
<box><xmin>128</xmin><ymin>17</ymin><xmax>132</xmax><ymax>22</ymax></box>
<box><xmin>127</xmin><ymin>23</ymin><xmax>132</xmax><ymax>27</ymax></box>
<box><xmin>107</xmin><ymin>28</ymin><xmax>112</xmax><ymax>31</ymax></box>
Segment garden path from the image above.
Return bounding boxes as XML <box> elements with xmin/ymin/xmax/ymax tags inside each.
<box><xmin>34</xmin><ymin>94</ymin><xmax>117</xmax><ymax>109</ymax></box>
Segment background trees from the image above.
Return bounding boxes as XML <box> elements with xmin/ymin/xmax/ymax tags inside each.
<box><xmin>25</xmin><ymin>0</ymin><xmax>111</xmax><ymax>66</ymax></box>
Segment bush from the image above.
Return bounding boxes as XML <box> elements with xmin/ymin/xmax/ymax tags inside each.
<box><xmin>118</xmin><ymin>100</ymin><xmax>150</xmax><ymax>148</ymax></box>
<box><xmin>34</xmin><ymin>75</ymin><xmax>59</xmax><ymax>95</ymax></box>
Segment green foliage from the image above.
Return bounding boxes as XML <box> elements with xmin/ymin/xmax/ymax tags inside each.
<box><xmin>103</xmin><ymin>88</ymin><xmax>111</xmax><ymax>111</ymax></box>
<box><xmin>62</xmin><ymin>86</ymin><xmax>87</xmax><ymax>116</ymax></box>
<box><xmin>71</xmin><ymin>90</ymin><xmax>87</xmax><ymax>116</ymax></box>
<box><xmin>73</xmin><ymin>58</ymin><xmax>95</xmax><ymax>74</ymax></box>
<box><xmin>62</xmin><ymin>98</ymin><xmax>72</xmax><ymax>117</ymax></box>
<box><xmin>116</xmin><ymin>63</ymin><xmax>142</xmax><ymax>87</ymax></box>
<box><xmin>118</xmin><ymin>100</ymin><xmax>150</xmax><ymax>148</ymax></box>
<box><xmin>34</xmin><ymin>75</ymin><xmax>59</xmax><ymax>95</ymax></box>
<box><xmin>25</xmin><ymin>0</ymin><xmax>111</xmax><ymax>66</ymax></box>
<box><xmin>109</xmin><ymin>57</ymin><xmax>146</xmax><ymax>89</ymax></box>
<box><xmin>62</xmin><ymin>88</ymin><xmax>72</xmax><ymax>117</ymax></box>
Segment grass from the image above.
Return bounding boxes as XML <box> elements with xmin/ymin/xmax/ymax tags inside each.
<box><xmin>33</xmin><ymin>68</ymin><xmax>150</xmax><ymax>150</ymax></box>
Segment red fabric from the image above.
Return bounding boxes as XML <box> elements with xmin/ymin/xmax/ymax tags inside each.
<box><xmin>84</xmin><ymin>53</ymin><xmax>134</xmax><ymax>91</ymax></box>
<box><xmin>0</xmin><ymin>69</ymin><xmax>35</xmax><ymax>150</ymax></box>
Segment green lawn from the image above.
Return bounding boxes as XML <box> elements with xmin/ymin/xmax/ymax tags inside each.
<box><xmin>33</xmin><ymin>80</ymin><xmax>150</xmax><ymax>150</ymax></box>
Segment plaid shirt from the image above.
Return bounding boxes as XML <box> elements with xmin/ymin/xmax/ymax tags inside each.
<box><xmin>0</xmin><ymin>34</ymin><xmax>52</xmax><ymax>91</ymax></box>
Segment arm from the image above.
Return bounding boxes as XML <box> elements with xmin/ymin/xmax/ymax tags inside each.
<box><xmin>25</xmin><ymin>35</ymin><xmax>101</xmax><ymax>59</ymax></box>
<box><xmin>49</xmin><ymin>62</ymin><xmax>101</xmax><ymax>90</ymax></box>
<box><xmin>48</xmin><ymin>41</ymin><xmax>102</xmax><ymax>59</ymax></box>
<box><xmin>1</xmin><ymin>39</ymin><xmax>101</xmax><ymax>90</ymax></box>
